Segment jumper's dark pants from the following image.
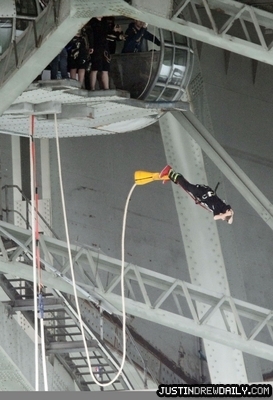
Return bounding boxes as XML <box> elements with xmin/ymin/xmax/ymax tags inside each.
<box><xmin>175</xmin><ymin>174</ymin><xmax>232</xmax><ymax>216</ymax></box>
<box><xmin>51</xmin><ymin>48</ymin><xmax>69</xmax><ymax>79</ymax></box>
<box><xmin>176</xmin><ymin>175</ymin><xmax>213</xmax><ymax>200</ymax></box>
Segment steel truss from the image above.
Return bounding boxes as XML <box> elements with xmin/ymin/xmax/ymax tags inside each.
<box><xmin>0</xmin><ymin>221</ymin><xmax>272</xmax><ymax>362</ymax></box>
<box><xmin>171</xmin><ymin>0</ymin><xmax>273</xmax><ymax>64</ymax></box>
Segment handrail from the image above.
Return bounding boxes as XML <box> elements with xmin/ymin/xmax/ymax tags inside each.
<box><xmin>0</xmin><ymin>0</ymin><xmax>58</xmax><ymax>85</ymax></box>
<box><xmin>1</xmin><ymin>184</ymin><xmax>59</xmax><ymax>239</ymax></box>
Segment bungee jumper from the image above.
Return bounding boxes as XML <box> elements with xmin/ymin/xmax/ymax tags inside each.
<box><xmin>134</xmin><ymin>165</ymin><xmax>234</xmax><ymax>224</ymax></box>
<box><xmin>159</xmin><ymin>165</ymin><xmax>234</xmax><ymax>224</ymax></box>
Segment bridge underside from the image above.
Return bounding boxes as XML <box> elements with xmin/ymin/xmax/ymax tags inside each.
<box><xmin>0</xmin><ymin>0</ymin><xmax>273</xmax><ymax>390</ymax></box>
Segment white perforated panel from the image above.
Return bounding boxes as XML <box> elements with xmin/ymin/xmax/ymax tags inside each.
<box><xmin>14</xmin><ymin>199</ymin><xmax>51</xmax><ymax>232</ymax></box>
<box><xmin>132</xmin><ymin>0</ymin><xmax>173</xmax><ymax>18</ymax></box>
<box><xmin>71</xmin><ymin>0</ymin><xmax>136</xmax><ymax>19</ymax></box>
<box><xmin>1</xmin><ymin>86</ymin><xmax>163</xmax><ymax>137</ymax></box>
<box><xmin>0</xmin><ymin>0</ymin><xmax>16</xmax><ymax>17</ymax></box>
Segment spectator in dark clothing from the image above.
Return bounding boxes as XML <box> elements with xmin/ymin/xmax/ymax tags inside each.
<box><xmin>87</xmin><ymin>17</ymin><xmax>112</xmax><ymax>90</ymax></box>
<box><xmin>50</xmin><ymin>48</ymin><xmax>69</xmax><ymax>79</ymax></box>
<box><xmin>122</xmin><ymin>20</ymin><xmax>161</xmax><ymax>53</ymax></box>
<box><xmin>160</xmin><ymin>165</ymin><xmax>234</xmax><ymax>224</ymax></box>
<box><xmin>66</xmin><ymin>29</ymin><xmax>90</xmax><ymax>86</ymax></box>
<box><xmin>104</xmin><ymin>16</ymin><xmax>125</xmax><ymax>54</ymax></box>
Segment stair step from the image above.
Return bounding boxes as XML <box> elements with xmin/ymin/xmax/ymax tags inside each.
<box><xmin>45</xmin><ymin>324</ymin><xmax>77</xmax><ymax>329</ymax></box>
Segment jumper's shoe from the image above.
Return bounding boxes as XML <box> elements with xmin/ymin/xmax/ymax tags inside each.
<box><xmin>159</xmin><ymin>165</ymin><xmax>172</xmax><ymax>183</ymax></box>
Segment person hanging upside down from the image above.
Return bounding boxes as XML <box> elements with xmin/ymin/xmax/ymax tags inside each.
<box><xmin>160</xmin><ymin>165</ymin><xmax>234</xmax><ymax>224</ymax></box>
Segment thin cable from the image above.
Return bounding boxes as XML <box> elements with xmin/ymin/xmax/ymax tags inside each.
<box><xmin>29</xmin><ymin>115</ymin><xmax>39</xmax><ymax>391</ymax></box>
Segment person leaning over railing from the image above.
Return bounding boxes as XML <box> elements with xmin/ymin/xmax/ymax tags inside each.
<box><xmin>122</xmin><ymin>20</ymin><xmax>160</xmax><ymax>53</ymax></box>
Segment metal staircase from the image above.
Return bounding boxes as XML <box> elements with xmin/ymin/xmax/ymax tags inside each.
<box><xmin>0</xmin><ymin>184</ymin><xmax>194</xmax><ymax>387</ymax></box>
<box><xmin>0</xmin><ymin>186</ymin><xmax>167</xmax><ymax>390</ymax></box>
<box><xmin>0</xmin><ymin>224</ymin><xmax>188</xmax><ymax>388</ymax></box>
<box><xmin>0</xmin><ymin>273</ymin><xmax>133</xmax><ymax>391</ymax></box>
<box><xmin>0</xmin><ymin>188</ymin><xmax>153</xmax><ymax>391</ymax></box>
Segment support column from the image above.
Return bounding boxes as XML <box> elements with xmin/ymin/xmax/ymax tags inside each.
<box><xmin>11</xmin><ymin>136</ymin><xmax>23</xmax><ymax>226</ymax></box>
<box><xmin>159</xmin><ymin>112</ymin><xmax>248</xmax><ymax>384</ymax></box>
<box><xmin>40</xmin><ymin>138</ymin><xmax>52</xmax><ymax>236</ymax></box>
<box><xmin>40</xmin><ymin>139</ymin><xmax>51</xmax><ymax>199</ymax></box>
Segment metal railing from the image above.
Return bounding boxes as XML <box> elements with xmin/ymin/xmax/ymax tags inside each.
<box><xmin>0</xmin><ymin>0</ymin><xmax>59</xmax><ymax>86</ymax></box>
<box><xmin>1</xmin><ymin>184</ymin><xmax>59</xmax><ymax>238</ymax></box>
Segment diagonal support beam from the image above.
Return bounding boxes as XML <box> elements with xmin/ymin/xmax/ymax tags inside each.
<box><xmin>99</xmin><ymin>293</ymin><xmax>273</xmax><ymax>363</ymax></box>
<box><xmin>131</xmin><ymin>0</ymin><xmax>273</xmax><ymax>65</ymax></box>
<box><xmin>249</xmin><ymin>312</ymin><xmax>273</xmax><ymax>341</ymax></box>
<box><xmin>113</xmin><ymin>0</ymin><xmax>273</xmax><ymax>66</ymax></box>
<box><xmin>199</xmin><ymin>295</ymin><xmax>227</xmax><ymax>325</ymax></box>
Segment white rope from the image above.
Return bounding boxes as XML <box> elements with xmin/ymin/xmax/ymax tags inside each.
<box><xmin>54</xmin><ymin>114</ymin><xmax>136</xmax><ymax>388</ymax></box>
<box><xmin>40</xmin><ymin>318</ymin><xmax>49</xmax><ymax>391</ymax></box>
<box><xmin>30</xmin><ymin>115</ymin><xmax>50</xmax><ymax>391</ymax></box>
<box><xmin>29</xmin><ymin>115</ymin><xmax>39</xmax><ymax>391</ymax></box>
